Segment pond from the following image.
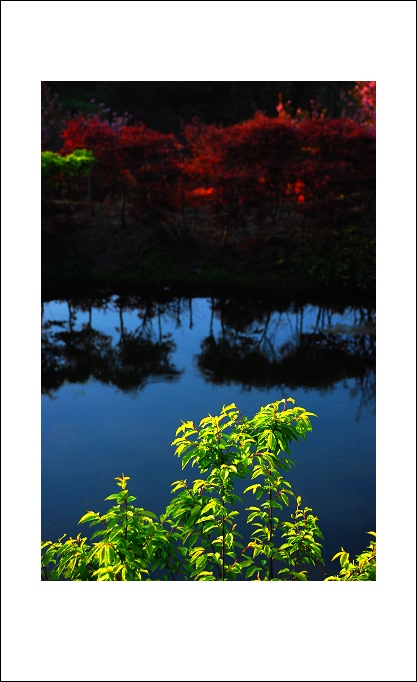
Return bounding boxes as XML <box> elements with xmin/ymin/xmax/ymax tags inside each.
<box><xmin>42</xmin><ymin>294</ymin><xmax>376</xmax><ymax>579</ymax></box>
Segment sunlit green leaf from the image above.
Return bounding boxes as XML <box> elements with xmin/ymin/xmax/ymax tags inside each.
<box><xmin>197</xmin><ymin>552</ymin><xmax>208</xmax><ymax>569</ymax></box>
<box><xmin>78</xmin><ymin>511</ymin><xmax>100</xmax><ymax>524</ymax></box>
<box><xmin>196</xmin><ymin>515</ymin><xmax>215</xmax><ymax>524</ymax></box>
<box><xmin>244</xmin><ymin>484</ymin><xmax>261</xmax><ymax>494</ymax></box>
<box><xmin>201</xmin><ymin>500</ymin><xmax>216</xmax><ymax>515</ymax></box>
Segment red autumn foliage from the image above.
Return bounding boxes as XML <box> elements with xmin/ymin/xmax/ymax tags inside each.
<box><xmin>181</xmin><ymin>113</ymin><xmax>306</xmax><ymax>238</ymax></box>
<box><xmin>117</xmin><ymin>124</ymin><xmax>183</xmax><ymax>214</ymax></box>
<box><xmin>61</xmin><ymin>117</ymin><xmax>121</xmax><ymax>201</ymax></box>
<box><xmin>297</xmin><ymin>118</ymin><xmax>375</xmax><ymax>203</ymax></box>
<box><xmin>51</xmin><ymin>101</ymin><xmax>375</xmax><ymax>241</ymax></box>
<box><xmin>61</xmin><ymin>116</ymin><xmax>118</xmax><ymax>156</ymax></box>
<box><xmin>60</xmin><ymin>116</ymin><xmax>183</xmax><ymax>214</ymax></box>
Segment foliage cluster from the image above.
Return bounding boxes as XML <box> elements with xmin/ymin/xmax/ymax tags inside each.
<box><xmin>325</xmin><ymin>534</ymin><xmax>376</xmax><ymax>580</ymax></box>
<box><xmin>45</xmin><ymin>114</ymin><xmax>375</xmax><ymax>234</ymax></box>
<box><xmin>41</xmin><ymin>399</ymin><xmax>376</xmax><ymax>581</ymax></box>
<box><xmin>41</xmin><ymin>83</ymin><xmax>375</xmax><ymax>246</ymax></box>
<box><xmin>41</xmin><ymin>149</ymin><xmax>95</xmax><ymax>200</ymax></box>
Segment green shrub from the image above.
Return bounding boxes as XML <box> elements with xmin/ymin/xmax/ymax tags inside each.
<box><xmin>41</xmin><ymin>149</ymin><xmax>95</xmax><ymax>199</ymax></box>
<box><xmin>325</xmin><ymin>533</ymin><xmax>376</xmax><ymax>580</ymax></box>
<box><xmin>41</xmin><ymin>399</ymin><xmax>375</xmax><ymax>581</ymax></box>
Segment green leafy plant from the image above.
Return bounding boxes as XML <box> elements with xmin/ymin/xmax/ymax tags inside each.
<box><xmin>164</xmin><ymin>399</ymin><xmax>324</xmax><ymax>580</ymax></box>
<box><xmin>41</xmin><ymin>149</ymin><xmax>95</xmax><ymax>199</ymax></box>
<box><xmin>41</xmin><ymin>474</ymin><xmax>169</xmax><ymax>581</ymax></box>
<box><xmin>41</xmin><ymin>399</ymin><xmax>376</xmax><ymax>581</ymax></box>
<box><xmin>41</xmin><ymin>149</ymin><xmax>95</xmax><ymax>177</ymax></box>
<box><xmin>325</xmin><ymin>532</ymin><xmax>376</xmax><ymax>580</ymax></box>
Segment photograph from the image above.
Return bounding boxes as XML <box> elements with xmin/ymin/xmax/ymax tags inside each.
<box><xmin>41</xmin><ymin>80</ymin><xmax>376</xmax><ymax>582</ymax></box>
<box><xmin>2</xmin><ymin>2</ymin><xmax>416</xmax><ymax>680</ymax></box>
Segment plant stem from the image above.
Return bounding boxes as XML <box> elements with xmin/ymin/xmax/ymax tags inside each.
<box><xmin>315</xmin><ymin>562</ymin><xmax>328</xmax><ymax>578</ymax></box>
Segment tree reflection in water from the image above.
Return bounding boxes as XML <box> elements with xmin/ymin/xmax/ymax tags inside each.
<box><xmin>42</xmin><ymin>296</ymin><xmax>375</xmax><ymax>418</ymax></box>
<box><xmin>42</xmin><ymin>296</ymin><xmax>181</xmax><ymax>397</ymax></box>
<box><xmin>196</xmin><ymin>300</ymin><xmax>375</xmax><ymax>419</ymax></box>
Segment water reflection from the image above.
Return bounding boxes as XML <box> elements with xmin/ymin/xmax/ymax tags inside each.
<box><xmin>195</xmin><ymin>299</ymin><xmax>375</xmax><ymax>419</ymax></box>
<box><xmin>42</xmin><ymin>296</ymin><xmax>375</xmax><ymax>417</ymax></box>
<box><xmin>42</xmin><ymin>296</ymin><xmax>182</xmax><ymax>396</ymax></box>
<box><xmin>197</xmin><ymin>330</ymin><xmax>375</xmax><ymax>392</ymax></box>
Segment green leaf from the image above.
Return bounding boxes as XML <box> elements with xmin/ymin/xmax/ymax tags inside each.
<box><xmin>267</xmin><ymin>432</ymin><xmax>276</xmax><ymax>451</ymax></box>
<box><xmin>288</xmin><ymin>571</ymin><xmax>308</xmax><ymax>581</ymax></box>
<box><xmin>190</xmin><ymin>547</ymin><xmax>205</xmax><ymax>558</ymax></box>
<box><xmin>196</xmin><ymin>515</ymin><xmax>215</xmax><ymax>524</ymax></box>
<box><xmin>90</xmin><ymin>529</ymin><xmax>106</xmax><ymax>541</ymax></box>
<box><xmin>246</xmin><ymin>565</ymin><xmax>259</xmax><ymax>578</ymax></box>
<box><xmin>188</xmin><ymin>532</ymin><xmax>198</xmax><ymax>548</ymax></box>
<box><xmin>244</xmin><ymin>484</ymin><xmax>261</xmax><ymax>494</ymax></box>
<box><xmin>139</xmin><ymin>509</ymin><xmax>158</xmax><ymax>519</ymax></box>
<box><xmin>197</xmin><ymin>570</ymin><xmax>215</xmax><ymax>577</ymax></box>
<box><xmin>171</xmin><ymin>481</ymin><xmax>186</xmax><ymax>493</ymax></box>
<box><xmin>223</xmin><ymin>403</ymin><xmax>236</xmax><ymax>412</ymax></box>
<box><xmin>78</xmin><ymin>511</ymin><xmax>99</xmax><ymax>524</ymax></box>
<box><xmin>181</xmin><ymin>450</ymin><xmax>194</xmax><ymax>468</ymax></box>
<box><xmin>201</xmin><ymin>500</ymin><xmax>216</xmax><ymax>515</ymax></box>
<box><xmin>196</xmin><ymin>554</ymin><xmax>208</xmax><ymax>571</ymax></box>
<box><xmin>175</xmin><ymin>420</ymin><xmax>195</xmax><ymax>436</ymax></box>
<box><xmin>175</xmin><ymin>442</ymin><xmax>192</xmax><ymax>456</ymax></box>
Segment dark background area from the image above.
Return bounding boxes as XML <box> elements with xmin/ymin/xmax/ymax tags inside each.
<box><xmin>44</xmin><ymin>81</ymin><xmax>356</xmax><ymax>133</ymax></box>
